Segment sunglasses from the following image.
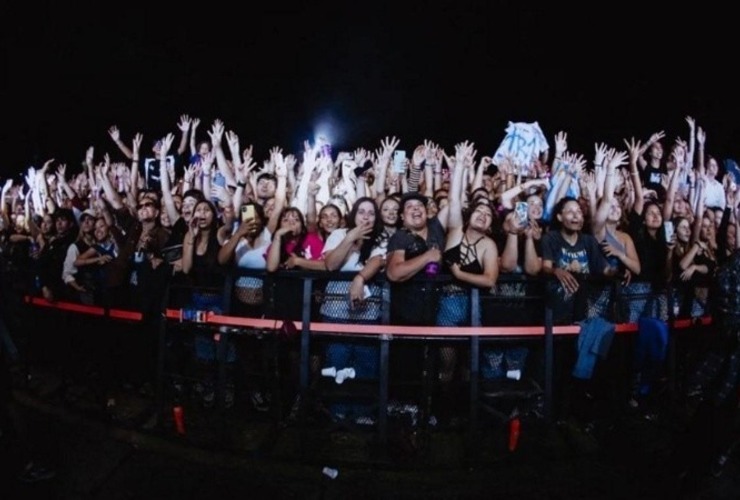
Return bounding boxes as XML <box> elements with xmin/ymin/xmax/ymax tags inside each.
<box><xmin>137</xmin><ymin>201</ymin><xmax>156</xmax><ymax>210</ymax></box>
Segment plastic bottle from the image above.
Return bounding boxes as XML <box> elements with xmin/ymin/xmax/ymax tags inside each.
<box><xmin>172</xmin><ymin>405</ymin><xmax>186</xmax><ymax>435</ymax></box>
<box><xmin>508</xmin><ymin>417</ymin><xmax>521</xmax><ymax>452</ymax></box>
<box><xmin>425</xmin><ymin>243</ymin><xmax>440</xmax><ymax>276</ymax></box>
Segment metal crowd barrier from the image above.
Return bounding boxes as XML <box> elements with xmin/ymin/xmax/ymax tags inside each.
<box><xmin>3</xmin><ymin>261</ymin><xmax>715</xmax><ymax>461</ymax></box>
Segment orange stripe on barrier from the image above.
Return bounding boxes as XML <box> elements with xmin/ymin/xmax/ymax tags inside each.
<box><xmin>24</xmin><ymin>296</ymin><xmax>712</xmax><ymax>338</ymax></box>
<box><xmin>25</xmin><ymin>296</ymin><xmax>105</xmax><ymax>316</ymax></box>
<box><xmin>108</xmin><ymin>309</ymin><xmax>143</xmax><ymax>321</ymax></box>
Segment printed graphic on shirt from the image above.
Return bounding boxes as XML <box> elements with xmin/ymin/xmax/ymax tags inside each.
<box><xmin>557</xmin><ymin>247</ymin><xmax>590</xmax><ymax>274</ymax></box>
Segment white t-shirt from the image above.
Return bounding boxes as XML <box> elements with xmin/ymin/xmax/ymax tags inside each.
<box><xmin>319</xmin><ymin>228</ymin><xmax>386</xmax><ymax>322</ymax></box>
<box><xmin>704</xmin><ymin>178</ymin><xmax>726</xmax><ymax>210</ymax></box>
<box><xmin>233</xmin><ymin>228</ymin><xmax>271</xmax><ymax>290</ymax></box>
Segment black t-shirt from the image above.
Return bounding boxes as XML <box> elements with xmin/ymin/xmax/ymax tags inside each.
<box><xmin>386</xmin><ymin>217</ymin><xmax>446</xmax><ymax>325</ymax></box>
<box><xmin>628</xmin><ymin>210</ymin><xmax>668</xmax><ymax>286</ymax></box>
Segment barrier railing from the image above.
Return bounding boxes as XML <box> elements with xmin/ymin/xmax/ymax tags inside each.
<box><xmin>4</xmin><ymin>262</ymin><xmax>715</xmax><ymax>461</ymax></box>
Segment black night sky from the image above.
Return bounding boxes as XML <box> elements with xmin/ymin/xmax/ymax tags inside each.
<box><xmin>4</xmin><ymin>4</ymin><xmax>740</xmax><ymax>178</ymax></box>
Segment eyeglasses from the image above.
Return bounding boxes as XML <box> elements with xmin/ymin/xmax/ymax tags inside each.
<box><xmin>137</xmin><ymin>201</ymin><xmax>156</xmax><ymax>210</ymax></box>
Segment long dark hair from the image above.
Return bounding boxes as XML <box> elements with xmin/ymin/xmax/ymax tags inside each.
<box><xmin>346</xmin><ymin>197</ymin><xmax>383</xmax><ymax>265</ymax></box>
<box><xmin>275</xmin><ymin>207</ymin><xmax>308</xmax><ymax>264</ymax></box>
<box><xmin>192</xmin><ymin>199</ymin><xmax>222</xmax><ymax>271</ymax></box>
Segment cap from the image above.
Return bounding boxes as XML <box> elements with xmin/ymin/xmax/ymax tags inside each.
<box><xmin>79</xmin><ymin>208</ymin><xmax>97</xmax><ymax>221</ymax></box>
<box><xmin>399</xmin><ymin>192</ymin><xmax>428</xmax><ymax>211</ymax></box>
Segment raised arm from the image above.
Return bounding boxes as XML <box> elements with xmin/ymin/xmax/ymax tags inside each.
<box><xmin>637</xmin><ymin>130</ymin><xmax>666</xmax><ymax>171</ymax></box>
<box><xmin>373</xmin><ymin>136</ymin><xmax>398</xmax><ymax>205</ymax></box>
<box><xmin>591</xmin><ymin>149</ymin><xmax>628</xmax><ymax>239</ymax></box>
<box><xmin>624</xmin><ymin>137</ymin><xmax>645</xmax><ymax>216</ymax></box>
<box><xmin>108</xmin><ymin>125</ymin><xmax>134</xmax><ymax>160</ymax></box>
<box><xmin>158</xmin><ymin>133</ymin><xmax>180</xmax><ymax>224</ymax></box>
<box><xmin>268</xmin><ymin>152</ymin><xmax>289</xmax><ymax>236</ymax></box>
<box><xmin>189</xmin><ymin>117</ymin><xmax>200</xmax><ymax>158</ymax></box>
<box><xmin>446</xmin><ymin>143</ymin><xmax>468</xmax><ymax>235</ymax></box>
<box><xmin>129</xmin><ymin>133</ymin><xmax>143</xmax><ymax>202</ymax></box>
<box><xmin>208</xmin><ymin>119</ymin><xmax>237</xmax><ymax>187</ymax></box>
<box><xmin>55</xmin><ymin>164</ymin><xmax>77</xmax><ymax>202</ymax></box>
<box><xmin>695</xmin><ymin>125</ymin><xmax>706</xmax><ymax>176</ymax></box>
<box><xmin>176</xmin><ymin>114</ymin><xmax>191</xmax><ymax>156</ymax></box>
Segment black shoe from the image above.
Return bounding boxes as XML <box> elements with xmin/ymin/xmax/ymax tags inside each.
<box><xmin>250</xmin><ymin>390</ymin><xmax>270</xmax><ymax>412</ymax></box>
<box><xmin>710</xmin><ymin>453</ymin><xmax>729</xmax><ymax>478</ymax></box>
<box><xmin>18</xmin><ymin>461</ymin><xmax>56</xmax><ymax>483</ymax></box>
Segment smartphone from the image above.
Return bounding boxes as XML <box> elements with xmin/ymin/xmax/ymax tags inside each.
<box><xmin>515</xmin><ymin>201</ymin><xmax>529</xmax><ymax>226</ymax></box>
<box><xmin>393</xmin><ymin>150</ymin><xmax>407</xmax><ymax>174</ymax></box>
<box><xmin>663</xmin><ymin>220</ymin><xmax>674</xmax><ymax>241</ymax></box>
<box><xmin>241</xmin><ymin>204</ymin><xmax>255</xmax><ymax>222</ymax></box>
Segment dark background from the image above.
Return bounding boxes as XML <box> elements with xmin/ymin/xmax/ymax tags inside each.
<box><xmin>4</xmin><ymin>3</ymin><xmax>739</xmax><ymax>178</ymax></box>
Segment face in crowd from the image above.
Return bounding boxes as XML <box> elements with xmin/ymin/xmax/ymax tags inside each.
<box><xmin>136</xmin><ymin>193</ymin><xmax>160</xmax><ymax>223</ymax></box>
<box><xmin>279</xmin><ymin>207</ymin><xmax>306</xmax><ymax>238</ymax></box>
<box><xmin>318</xmin><ymin>204</ymin><xmax>342</xmax><ymax>235</ymax></box>
<box><xmin>467</xmin><ymin>202</ymin><xmax>494</xmax><ymax>234</ymax></box>
<box><xmin>675</xmin><ymin>217</ymin><xmax>691</xmax><ymax>245</ymax></box>
<box><xmin>642</xmin><ymin>202</ymin><xmax>663</xmax><ymax>232</ymax></box>
<box><xmin>191</xmin><ymin>200</ymin><xmax>218</xmax><ymax>232</ymax></box>
<box><xmin>400</xmin><ymin>198</ymin><xmax>428</xmax><ymax>232</ymax></box>
<box><xmin>256</xmin><ymin>175</ymin><xmax>277</xmax><ymax>200</ymax></box>
<box><xmin>380</xmin><ymin>198</ymin><xmax>400</xmax><ymax>228</ymax></box>
<box><xmin>93</xmin><ymin>218</ymin><xmax>111</xmax><ymax>243</ymax></box>
<box><xmin>556</xmin><ymin>199</ymin><xmax>584</xmax><ymax>234</ymax></box>
<box><xmin>526</xmin><ymin>194</ymin><xmax>544</xmax><ymax>221</ymax></box>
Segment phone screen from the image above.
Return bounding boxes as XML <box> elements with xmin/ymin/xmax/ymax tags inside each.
<box><xmin>241</xmin><ymin>205</ymin><xmax>255</xmax><ymax>222</ymax></box>
<box><xmin>515</xmin><ymin>202</ymin><xmax>529</xmax><ymax>225</ymax></box>
<box><xmin>663</xmin><ymin>221</ymin><xmax>674</xmax><ymax>241</ymax></box>
<box><xmin>393</xmin><ymin>150</ymin><xmax>406</xmax><ymax>173</ymax></box>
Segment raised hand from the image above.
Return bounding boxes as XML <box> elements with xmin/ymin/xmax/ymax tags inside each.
<box><xmin>183</xmin><ymin>164</ymin><xmax>197</xmax><ymax>184</ymax></box>
<box><xmin>200</xmin><ymin>151</ymin><xmax>215</xmax><ymax>174</ymax></box>
<box><xmin>623</xmin><ymin>137</ymin><xmax>642</xmax><ymax>165</ymax></box>
<box><xmin>108</xmin><ymin>125</ymin><xmax>121</xmax><ymax>143</ymax></box>
<box><xmin>594</xmin><ymin>142</ymin><xmax>608</xmax><ymax>167</ymax></box>
<box><xmin>242</xmin><ymin>145</ymin><xmax>254</xmax><ymax>165</ymax></box>
<box><xmin>225</xmin><ymin>130</ymin><xmax>240</xmax><ymax>152</ymax></box>
<box><xmin>208</xmin><ymin>119</ymin><xmax>225</xmax><ymax>147</ymax></box>
<box><xmin>177</xmin><ymin>114</ymin><xmax>191</xmax><ymax>132</ymax></box>
<box><xmin>160</xmin><ymin>133</ymin><xmax>175</xmax><ymax>156</ymax></box>
<box><xmin>380</xmin><ymin>136</ymin><xmax>400</xmax><ymax>162</ymax></box>
<box><xmin>353</xmin><ymin>147</ymin><xmax>369</xmax><ymax>167</ymax></box>
<box><xmin>607</xmin><ymin>150</ymin><xmax>628</xmax><ymax>170</ymax></box>
<box><xmin>696</xmin><ymin>126</ymin><xmax>706</xmax><ymax>146</ymax></box>
<box><xmin>133</xmin><ymin>133</ymin><xmax>143</xmax><ymax>157</ymax></box>
<box><xmin>274</xmin><ymin>151</ymin><xmax>287</xmax><ymax>178</ymax></box>
<box><xmin>686</xmin><ymin>115</ymin><xmax>695</xmax><ymax>131</ymax></box>
<box><xmin>554</xmin><ymin>131</ymin><xmax>568</xmax><ymax>157</ymax></box>
<box><xmin>648</xmin><ymin>130</ymin><xmax>666</xmax><ymax>145</ymax></box>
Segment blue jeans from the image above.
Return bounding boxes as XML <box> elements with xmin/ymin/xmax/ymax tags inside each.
<box><xmin>437</xmin><ymin>293</ymin><xmax>476</xmax><ymax>326</ymax></box>
<box><xmin>190</xmin><ymin>292</ymin><xmax>235</xmax><ymax>363</ymax></box>
<box><xmin>321</xmin><ymin>315</ymin><xmax>379</xmax><ymax>380</ymax></box>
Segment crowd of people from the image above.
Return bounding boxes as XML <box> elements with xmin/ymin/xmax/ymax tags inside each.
<box><xmin>1</xmin><ymin>113</ymin><xmax>739</xmax><ymax>481</ymax></box>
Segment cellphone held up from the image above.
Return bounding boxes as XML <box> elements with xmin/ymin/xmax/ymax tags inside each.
<box><xmin>241</xmin><ymin>204</ymin><xmax>256</xmax><ymax>222</ymax></box>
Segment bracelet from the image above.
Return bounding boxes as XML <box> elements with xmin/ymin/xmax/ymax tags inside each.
<box><xmin>132</xmin><ymin>158</ymin><xmax>139</xmax><ymax>162</ymax></box>
<box><xmin>236</xmin><ymin>181</ymin><xmax>246</xmax><ymax>188</ymax></box>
